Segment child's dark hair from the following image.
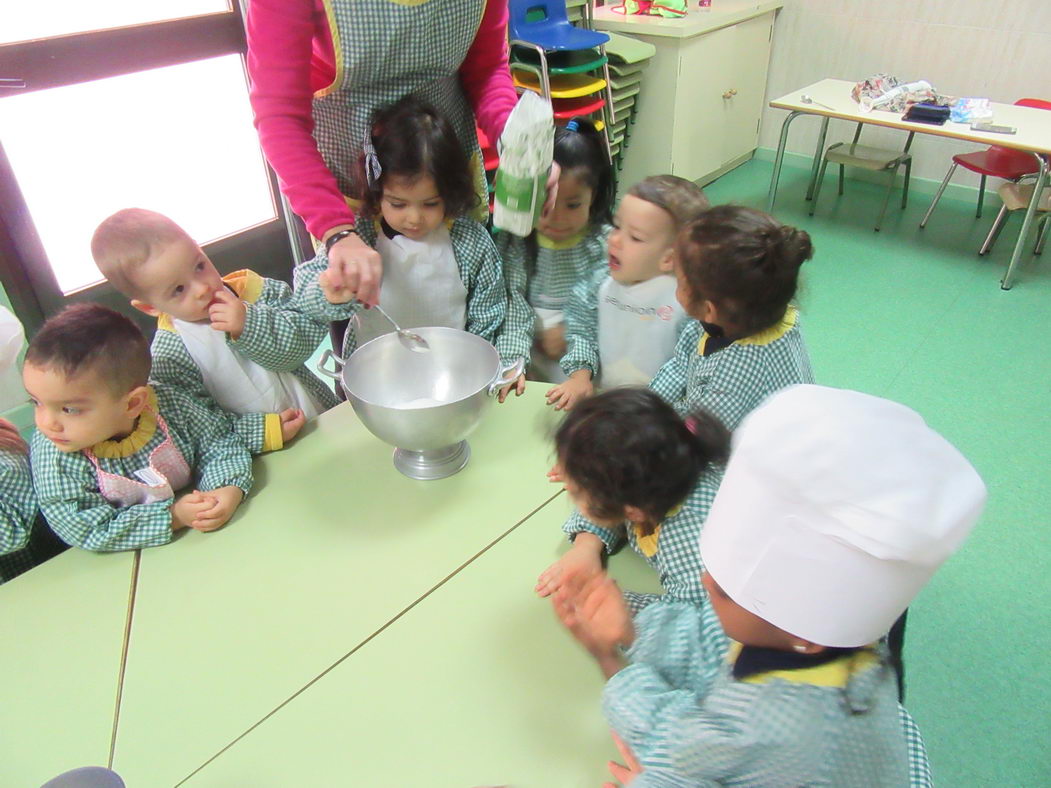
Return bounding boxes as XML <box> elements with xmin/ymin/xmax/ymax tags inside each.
<box><xmin>677</xmin><ymin>205</ymin><xmax>812</xmax><ymax>337</ymax></box>
<box><xmin>25</xmin><ymin>304</ymin><xmax>150</xmax><ymax>396</ymax></box>
<box><xmin>554</xmin><ymin>118</ymin><xmax>615</xmax><ymax>227</ymax></box>
<box><xmin>358</xmin><ymin>94</ymin><xmax>476</xmax><ymax>219</ymax></box>
<box><xmin>555</xmin><ymin>388</ymin><xmax>730</xmax><ymax>533</ymax></box>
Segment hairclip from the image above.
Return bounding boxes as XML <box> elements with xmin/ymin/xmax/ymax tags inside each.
<box><xmin>566</xmin><ymin>119</ymin><xmax>581</xmax><ymax>133</ymax></box>
<box><xmin>363</xmin><ymin>133</ymin><xmax>382</xmax><ymax>188</ymax></box>
<box><xmin>684</xmin><ymin>416</ymin><xmax>698</xmax><ymax>434</ymax></box>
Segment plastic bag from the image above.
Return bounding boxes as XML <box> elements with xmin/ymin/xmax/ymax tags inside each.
<box><xmin>0</xmin><ymin>305</ymin><xmax>26</xmax><ymax>412</ymax></box>
<box><xmin>493</xmin><ymin>92</ymin><xmax>554</xmax><ymax>237</ymax></box>
<box><xmin>852</xmin><ymin>73</ymin><xmax>951</xmax><ymax>113</ymax></box>
<box><xmin>950</xmin><ymin>98</ymin><xmax>994</xmax><ymax>124</ymax></box>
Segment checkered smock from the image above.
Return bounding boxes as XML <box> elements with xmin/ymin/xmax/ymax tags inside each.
<box><xmin>0</xmin><ymin>447</ymin><xmax>34</xmax><ymax>555</ymax></box>
<box><xmin>494</xmin><ymin>226</ymin><xmax>609</xmax><ymax>366</ymax></box>
<box><xmin>603</xmin><ymin>600</ymin><xmax>933</xmax><ymax>787</ymax></box>
<box><xmin>30</xmin><ymin>384</ymin><xmax>253</xmax><ymax>552</ymax></box>
<box><xmin>563</xmin><ymin>468</ymin><xmax>723</xmax><ymax>613</ymax></box>
<box><xmin>293</xmin><ymin>217</ymin><xmax>510</xmax><ymax>362</ymax></box>
<box><xmin>649</xmin><ymin>307</ymin><xmax>815</xmax><ymax>429</ymax></box>
<box><xmin>151</xmin><ymin>270</ymin><xmax>336</xmax><ymax>454</ymax></box>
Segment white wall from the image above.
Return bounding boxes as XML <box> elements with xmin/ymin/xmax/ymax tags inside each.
<box><xmin>760</xmin><ymin>0</ymin><xmax>1051</xmax><ymax>186</ymax></box>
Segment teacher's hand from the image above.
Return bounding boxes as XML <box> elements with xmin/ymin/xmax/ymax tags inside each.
<box><xmin>541</xmin><ymin>161</ymin><xmax>562</xmax><ymax>219</ymax></box>
<box><xmin>322</xmin><ymin>226</ymin><xmax>383</xmax><ymax>307</ymax></box>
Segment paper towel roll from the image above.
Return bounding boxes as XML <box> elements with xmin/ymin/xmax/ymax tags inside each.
<box><xmin>0</xmin><ymin>306</ymin><xmax>26</xmax><ymax>412</ymax></box>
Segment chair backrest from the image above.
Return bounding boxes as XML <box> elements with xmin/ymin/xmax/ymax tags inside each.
<box><xmin>509</xmin><ymin>0</ymin><xmax>571</xmax><ymax>38</ymax></box>
<box><xmin>1016</xmin><ymin>98</ymin><xmax>1051</xmax><ymax>111</ymax></box>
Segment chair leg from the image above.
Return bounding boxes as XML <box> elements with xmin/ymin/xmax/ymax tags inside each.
<box><xmin>875</xmin><ymin>166</ymin><xmax>898</xmax><ymax>232</ymax></box>
<box><xmin>1034</xmin><ymin>215</ymin><xmax>1050</xmax><ymax>255</ymax></box>
<box><xmin>809</xmin><ymin>156</ymin><xmax>831</xmax><ymax>217</ymax></box>
<box><xmin>979</xmin><ymin>204</ymin><xmax>1010</xmax><ymax>255</ymax></box>
<box><xmin>902</xmin><ymin>159</ymin><xmax>912</xmax><ymax>209</ymax></box>
<box><xmin>920</xmin><ymin>163</ymin><xmax>957</xmax><ymax>228</ymax></box>
<box><xmin>977</xmin><ymin>174</ymin><xmax>987</xmax><ymax>218</ymax></box>
<box><xmin>838</xmin><ymin>164</ymin><xmax>844</xmax><ymax>195</ymax></box>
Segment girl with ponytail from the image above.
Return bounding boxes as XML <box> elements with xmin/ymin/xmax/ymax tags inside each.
<box><xmin>650</xmin><ymin>204</ymin><xmax>815</xmax><ymax>429</ymax></box>
<box><xmin>536</xmin><ymin>387</ymin><xmax>729</xmax><ymax>614</ymax></box>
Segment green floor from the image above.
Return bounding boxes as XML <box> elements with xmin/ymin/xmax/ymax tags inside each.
<box><xmin>699</xmin><ymin>158</ymin><xmax>1050</xmax><ymax>786</ymax></box>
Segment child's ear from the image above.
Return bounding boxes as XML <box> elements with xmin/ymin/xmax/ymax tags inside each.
<box><xmin>658</xmin><ymin>247</ymin><xmax>676</xmax><ymax>273</ymax></box>
<box><xmin>130</xmin><ymin>299</ymin><xmax>160</xmax><ymax>317</ymax></box>
<box><xmin>123</xmin><ymin>385</ymin><xmax>151</xmax><ymax>419</ymax></box>
<box><xmin>624</xmin><ymin>505</ymin><xmax>648</xmax><ymax>524</ymax></box>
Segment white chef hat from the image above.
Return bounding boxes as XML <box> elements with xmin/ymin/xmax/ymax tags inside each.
<box><xmin>700</xmin><ymin>384</ymin><xmax>986</xmax><ymax>648</ymax></box>
<box><xmin>0</xmin><ymin>305</ymin><xmax>26</xmax><ymax>412</ymax></box>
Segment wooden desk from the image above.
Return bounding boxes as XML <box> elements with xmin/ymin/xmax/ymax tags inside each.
<box><xmin>766</xmin><ymin>79</ymin><xmax>1051</xmax><ymax>290</ymax></box>
<box><xmin>112</xmin><ymin>389</ymin><xmax>565</xmax><ymax>786</ymax></box>
<box><xmin>0</xmin><ymin>550</ymin><xmax>136</xmax><ymax>785</ymax></box>
<box><xmin>182</xmin><ymin>497</ymin><xmax>663</xmax><ymax>787</ymax></box>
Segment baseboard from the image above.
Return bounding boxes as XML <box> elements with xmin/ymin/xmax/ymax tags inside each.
<box><xmin>754</xmin><ymin>147</ymin><xmax>981</xmax><ymax>204</ymax></box>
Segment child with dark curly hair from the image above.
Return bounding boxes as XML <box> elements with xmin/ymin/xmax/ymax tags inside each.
<box><xmin>536</xmin><ymin>387</ymin><xmax>729</xmax><ymax>614</ymax></box>
<box><xmin>295</xmin><ymin>94</ymin><xmax>511</xmax><ymax>363</ymax></box>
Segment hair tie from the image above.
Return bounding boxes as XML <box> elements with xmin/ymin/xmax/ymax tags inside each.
<box><xmin>566</xmin><ymin>119</ymin><xmax>580</xmax><ymax>133</ymax></box>
<box><xmin>685</xmin><ymin>416</ymin><xmax>698</xmax><ymax>434</ymax></box>
<box><xmin>363</xmin><ymin>133</ymin><xmax>382</xmax><ymax>187</ymax></box>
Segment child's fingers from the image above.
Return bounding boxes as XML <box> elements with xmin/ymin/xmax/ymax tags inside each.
<box><xmin>607</xmin><ymin>760</ymin><xmax>633</xmax><ymax>784</ymax></box>
<box><xmin>611</xmin><ymin>732</ymin><xmax>642</xmax><ymax>772</ymax></box>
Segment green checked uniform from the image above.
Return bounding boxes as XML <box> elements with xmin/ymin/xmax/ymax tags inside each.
<box><xmin>30</xmin><ymin>384</ymin><xmax>253</xmax><ymax>553</ymax></box>
<box><xmin>603</xmin><ymin>599</ymin><xmax>933</xmax><ymax>788</ymax></box>
<box><xmin>294</xmin><ymin>217</ymin><xmax>509</xmax><ymax>362</ymax></box>
<box><xmin>151</xmin><ymin>269</ymin><xmax>337</xmax><ymax>455</ymax></box>
<box><xmin>0</xmin><ymin>447</ymin><xmax>66</xmax><ymax>582</ymax></box>
<box><xmin>563</xmin><ymin>469</ymin><xmax>723</xmax><ymax>614</ymax></box>
<box><xmin>649</xmin><ymin>307</ymin><xmax>814</xmax><ymax>429</ymax></box>
<box><xmin>494</xmin><ymin>225</ymin><xmax>610</xmax><ymax>365</ymax></box>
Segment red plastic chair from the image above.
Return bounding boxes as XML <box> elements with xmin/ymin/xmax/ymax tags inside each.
<box><xmin>919</xmin><ymin>98</ymin><xmax>1051</xmax><ymax>229</ymax></box>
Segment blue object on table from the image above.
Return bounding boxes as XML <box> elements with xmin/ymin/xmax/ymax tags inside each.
<box><xmin>41</xmin><ymin>767</ymin><xmax>126</xmax><ymax>788</ymax></box>
<box><xmin>509</xmin><ymin>0</ymin><xmax>609</xmax><ymax>51</ymax></box>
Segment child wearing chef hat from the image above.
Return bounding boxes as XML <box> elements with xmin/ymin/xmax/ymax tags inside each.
<box><xmin>554</xmin><ymin>384</ymin><xmax>985</xmax><ymax>787</ymax></box>
<box><xmin>92</xmin><ymin>208</ymin><xmax>338</xmax><ymax>454</ymax></box>
<box><xmin>0</xmin><ymin>306</ymin><xmax>66</xmax><ymax>582</ymax></box>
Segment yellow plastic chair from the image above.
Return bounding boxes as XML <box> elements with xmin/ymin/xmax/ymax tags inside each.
<box><xmin>979</xmin><ymin>179</ymin><xmax>1051</xmax><ymax>257</ymax></box>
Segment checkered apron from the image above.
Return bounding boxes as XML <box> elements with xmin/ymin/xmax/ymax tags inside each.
<box><xmin>311</xmin><ymin>0</ymin><xmax>489</xmax><ymax>217</ymax></box>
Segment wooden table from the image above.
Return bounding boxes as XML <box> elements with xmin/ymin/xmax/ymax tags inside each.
<box><xmin>767</xmin><ymin>79</ymin><xmax>1051</xmax><ymax>289</ymax></box>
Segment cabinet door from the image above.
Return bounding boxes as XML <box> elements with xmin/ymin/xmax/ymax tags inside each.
<box><xmin>671</xmin><ymin>25</ymin><xmax>736</xmax><ymax>181</ymax></box>
<box><xmin>720</xmin><ymin>13</ymin><xmax>775</xmax><ymax>165</ymax></box>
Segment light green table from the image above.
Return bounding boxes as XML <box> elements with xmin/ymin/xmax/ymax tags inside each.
<box><xmin>113</xmin><ymin>389</ymin><xmax>567</xmax><ymax>785</ymax></box>
<box><xmin>0</xmin><ymin>549</ymin><xmax>137</xmax><ymax>785</ymax></box>
<box><xmin>182</xmin><ymin>495</ymin><xmax>662</xmax><ymax>787</ymax></box>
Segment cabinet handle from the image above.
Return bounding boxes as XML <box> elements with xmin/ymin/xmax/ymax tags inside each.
<box><xmin>722</xmin><ymin>89</ymin><xmax>738</xmax><ymax>99</ymax></box>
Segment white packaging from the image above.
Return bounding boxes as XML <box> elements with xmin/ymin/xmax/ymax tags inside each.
<box><xmin>493</xmin><ymin>92</ymin><xmax>554</xmax><ymax>237</ymax></box>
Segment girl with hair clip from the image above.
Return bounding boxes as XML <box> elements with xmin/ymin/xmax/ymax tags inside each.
<box><xmin>294</xmin><ymin>94</ymin><xmax>513</xmax><ymax>364</ymax></box>
<box><xmin>536</xmin><ymin>387</ymin><xmax>729</xmax><ymax>615</ymax></box>
<box><xmin>494</xmin><ymin>118</ymin><xmax>615</xmax><ymax>392</ymax></box>
<box><xmin>650</xmin><ymin>204</ymin><xmax>815</xmax><ymax>429</ymax></box>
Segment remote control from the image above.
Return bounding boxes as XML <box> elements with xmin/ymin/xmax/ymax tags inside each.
<box><xmin>970</xmin><ymin>123</ymin><xmax>1017</xmax><ymax>134</ymax></box>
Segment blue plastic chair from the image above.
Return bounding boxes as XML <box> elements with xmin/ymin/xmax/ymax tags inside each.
<box><xmin>508</xmin><ymin>0</ymin><xmax>609</xmax><ymax>51</ymax></box>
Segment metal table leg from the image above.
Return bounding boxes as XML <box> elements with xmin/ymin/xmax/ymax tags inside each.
<box><xmin>805</xmin><ymin>116</ymin><xmax>830</xmax><ymax>201</ymax></box>
<box><xmin>767</xmin><ymin>110</ymin><xmax>804</xmax><ymax>212</ymax></box>
<box><xmin>1001</xmin><ymin>154</ymin><xmax>1048</xmax><ymax>290</ymax></box>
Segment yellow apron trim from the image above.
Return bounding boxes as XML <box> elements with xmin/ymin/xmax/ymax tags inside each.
<box><xmin>91</xmin><ymin>388</ymin><xmax>159</xmax><ymax>459</ymax></box>
<box><xmin>728</xmin><ymin>641</ymin><xmax>881</xmax><ymax>688</ymax></box>
<box><xmin>222</xmin><ymin>269</ymin><xmax>265</xmax><ymax>305</ymax></box>
<box><xmin>263</xmin><ymin>412</ymin><xmax>284</xmax><ymax>452</ymax></box>
<box><xmin>538</xmin><ymin>230</ymin><xmax>587</xmax><ymax>250</ymax></box>
<box><xmin>695</xmin><ymin>306</ymin><xmax>798</xmax><ymax>354</ymax></box>
<box><xmin>315</xmin><ymin>0</ymin><xmax>344</xmax><ymax>98</ymax></box>
<box><xmin>157</xmin><ymin>313</ymin><xmax>175</xmax><ymax>333</ymax></box>
<box><xmin>631</xmin><ymin>502</ymin><xmax>683</xmax><ymax>558</ymax></box>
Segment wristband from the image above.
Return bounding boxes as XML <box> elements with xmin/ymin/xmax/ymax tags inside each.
<box><xmin>324</xmin><ymin>229</ymin><xmax>358</xmax><ymax>255</ymax></box>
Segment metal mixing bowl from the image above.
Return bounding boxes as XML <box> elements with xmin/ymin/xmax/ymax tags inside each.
<box><xmin>319</xmin><ymin>327</ymin><xmax>523</xmax><ymax>479</ymax></box>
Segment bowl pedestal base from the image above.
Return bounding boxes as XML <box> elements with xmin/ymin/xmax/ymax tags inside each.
<box><xmin>392</xmin><ymin>441</ymin><xmax>471</xmax><ymax>480</ymax></box>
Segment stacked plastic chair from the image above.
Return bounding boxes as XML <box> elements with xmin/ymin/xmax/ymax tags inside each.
<box><xmin>508</xmin><ymin>0</ymin><xmax>616</xmax><ymax>162</ymax></box>
<box><xmin>601</xmin><ymin>32</ymin><xmax>656</xmax><ymax>166</ymax></box>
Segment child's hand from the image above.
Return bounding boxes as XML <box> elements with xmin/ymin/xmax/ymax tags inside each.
<box><xmin>546</xmin><ymin>463</ymin><xmax>564</xmax><ymax>484</ymax></box>
<box><xmin>171</xmin><ymin>491</ymin><xmax>214</xmax><ymax>531</ymax></box>
<box><xmin>208</xmin><ymin>288</ymin><xmax>247</xmax><ymax>339</ymax></box>
<box><xmin>536</xmin><ymin>533</ymin><xmax>604</xmax><ymax>598</ymax></box>
<box><xmin>0</xmin><ymin>418</ymin><xmax>27</xmax><ymax>454</ymax></box>
<box><xmin>496</xmin><ymin>373</ymin><xmax>526</xmax><ymax>404</ymax></box>
<box><xmin>603</xmin><ymin>732</ymin><xmax>644</xmax><ymax>788</ymax></box>
<box><xmin>537</xmin><ymin>324</ymin><xmax>566</xmax><ymax>360</ymax></box>
<box><xmin>189</xmin><ymin>486</ymin><xmax>244</xmax><ymax>532</ymax></box>
<box><xmin>279</xmin><ymin>408</ymin><xmax>306</xmax><ymax>443</ymax></box>
<box><xmin>323</xmin><ymin>230</ymin><xmax>382</xmax><ymax>306</ymax></box>
<box><xmin>546</xmin><ymin>371</ymin><xmax>593</xmax><ymax>411</ymax></box>
<box><xmin>552</xmin><ymin>572</ymin><xmax>634</xmax><ymax>675</ymax></box>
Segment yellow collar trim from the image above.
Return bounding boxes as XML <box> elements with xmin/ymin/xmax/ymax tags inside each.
<box><xmin>155</xmin><ymin>270</ymin><xmax>262</xmax><ymax>333</ymax></box>
<box><xmin>631</xmin><ymin>502</ymin><xmax>684</xmax><ymax>558</ymax></box>
<box><xmin>91</xmin><ymin>388</ymin><xmax>159</xmax><ymax>459</ymax></box>
<box><xmin>537</xmin><ymin>230</ymin><xmax>587</xmax><ymax>250</ymax></box>
<box><xmin>695</xmin><ymin>307</ymin><xmax>798</xmax><ymax>354</ymax></box>
<box><xmin>727</xmin><ymin>641</ymin><xmax>880</xmax><ymax>688</ymax></box>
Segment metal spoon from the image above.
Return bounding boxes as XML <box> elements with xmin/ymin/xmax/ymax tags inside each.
<box><xmin>801</xmin><ymin>94</ymin><xmax>836</xmax><ymax>111</ymax></box>
<box><xmin>371</xmin><ymin>304</ymin><xmax>430</xmax><ymax>352</ymax></box>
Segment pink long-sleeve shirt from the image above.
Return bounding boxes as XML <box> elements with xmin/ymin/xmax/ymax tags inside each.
<box><xmin>246</xmin><ymin>0</ymin><xmax>517</xmax><ymax>240</ymax></box>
